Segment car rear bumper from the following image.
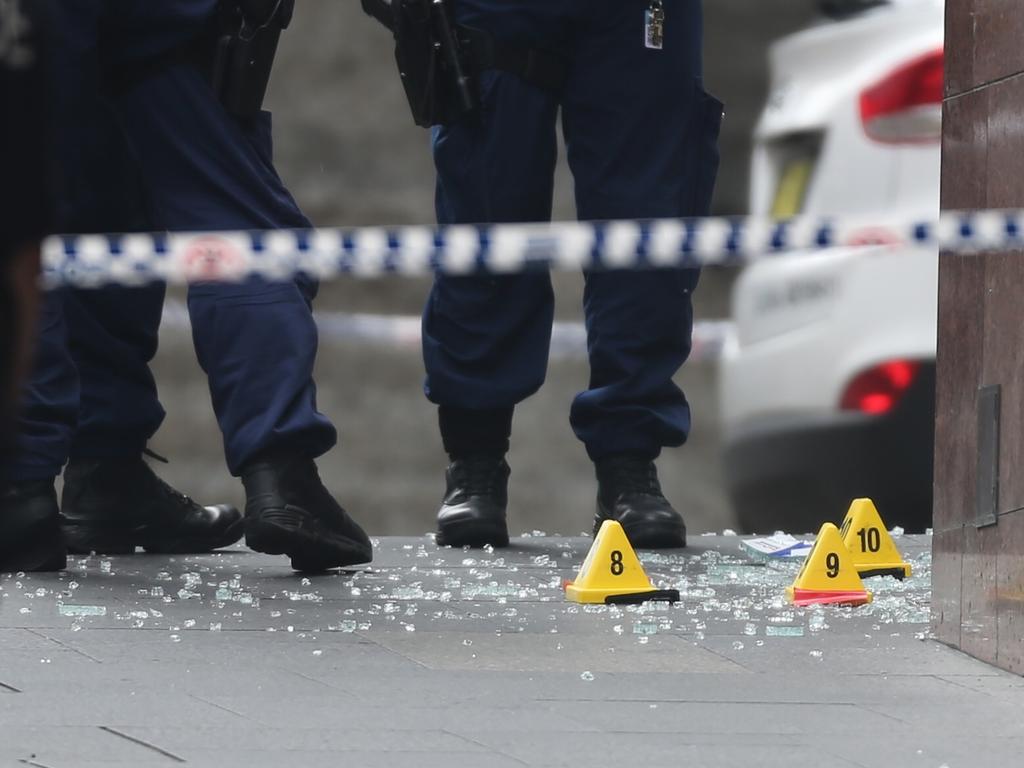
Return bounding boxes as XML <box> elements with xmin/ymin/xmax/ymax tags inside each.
<box><xmin>722</xmin><ymin>365</ymin><xmax>935</xmax><ymax>535</ymax></box>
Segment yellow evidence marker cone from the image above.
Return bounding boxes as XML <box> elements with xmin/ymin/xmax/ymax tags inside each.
<box><xmin>839</xmin><ymin>498</ymin><xmax>911</xmax><ymax>580</ymax></box>
<box><xmin>786</xmin><ymin>523</ymin><xmax>872</xmax><ymax>607</ymax></box>
<box><xmin>565</xmin><ymin>520</ymin><xmax>680</xmax><ymax>605</ymax></box>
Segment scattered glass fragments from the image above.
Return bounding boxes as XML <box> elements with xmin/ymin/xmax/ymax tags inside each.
<box><xmin>765</xmin><ymin>626</ymin><xmax>805</xmax><ymax>637</ymax></box>
<box><xmin>59</xmin><ymin>604</ymin><xmax>107</xmax><ymax>617</ymax></box>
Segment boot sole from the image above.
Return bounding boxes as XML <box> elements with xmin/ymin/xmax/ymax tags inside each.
<box><xmin>142</xmin><ymin>517</ymin><xmax>246</xmax><ymax>555</ymax></box>
<box><xmin>65</xmin><ymin>518</ymin><xmax>246</xmax><ymax>556</ymax></box>
<box><xmin>594</xmin><ymin>518</ymin><xmax>687</xmax><ymax>550</ymax></box>
<box><xmin>1</xmin><ymin>537</ymin><xmax>67</xmax><ymax>572</ymax></box>
<box><xmin>246</xmin><ymin>516</ymin><xmax>372</xmax><ymax>573</ymax></box>
<box><xmin>436</xmin><ymin>518</ymin><xmax>510</xmax><ymax>549</ymax></box>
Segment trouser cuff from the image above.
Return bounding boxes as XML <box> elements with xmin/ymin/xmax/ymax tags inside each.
<box><xmin>439</xmin><ymin>406</ymin><xmax>513</xmax><ymax>459</ymax></box>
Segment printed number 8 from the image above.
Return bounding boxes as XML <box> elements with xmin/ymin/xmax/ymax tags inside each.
<box><xmin>610</xmin><ymin>550</ymin><xmax>624</xmax><ymax>576</ymax></box>
<box><xmin>825</xmin><ymin>552</ymin><xmax>840</xmax><ymax>579</ymax></box>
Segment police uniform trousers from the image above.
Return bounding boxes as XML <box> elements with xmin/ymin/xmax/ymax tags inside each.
<box><xmin>11</xmin><ymin>1</ymin><xmax>335</xmax><ymax>482</ymax></box>
<box><xmin>423</xmin><ymin>0</ymin><xmax>723</xmax><ymax>460</ymax></box>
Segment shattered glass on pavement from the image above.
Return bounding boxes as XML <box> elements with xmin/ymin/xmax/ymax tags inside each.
<box><xmin>4</xmin><ymin>533</ymin><xmax>1015</xmax><ymax>768</ymax></box>
<box><xmin>0</xmin><ymin>533</ymin><xmax>934</xmax><ymax>651</ymax></box>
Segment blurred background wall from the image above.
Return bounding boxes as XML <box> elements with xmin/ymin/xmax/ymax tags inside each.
<box><xmin>150</xmin><ymin>0</ymin><xmax>819</xmax><ymax>536</ymax></box>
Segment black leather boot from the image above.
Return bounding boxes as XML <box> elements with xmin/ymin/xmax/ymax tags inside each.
<box><xmin>61</xmin><ymin>454</ymin><xmax>243</xmax><ymax>555</ymax></box>
<box><xmin>594</xmin><ymin>455</ymin><xmax>686</xmax><ymax>549</ymax></box>
<box><xmin>436</xmin><ymin>456</ymin><xmax>510</xmax><ymax>548</ymax></box>
<box><xmin>0</xmin><ymin>480</ymin><xmax>67</xmax><ymax>572</ymax></box>
<box><xmin>242</xmin><ymin>454</ymin><xmax>372</xmax><ymax>572</ymax></box>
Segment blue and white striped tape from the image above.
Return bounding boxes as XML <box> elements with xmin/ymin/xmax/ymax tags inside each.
<box><xmin>159</xmin><ymin>299</ymin><xmax>733</xmax><ymax>364</ymax></box>
<box><xmin>41</xmin><ymin>209</ymin><xmax>1017</xmax><ymax>288</ymax></box>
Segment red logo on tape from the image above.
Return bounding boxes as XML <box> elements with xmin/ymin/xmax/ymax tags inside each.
<box><xmin>181</xmin><ymin>236</ymin><xmax>246</xmax><ymax>282</ymax></box>
<box><xmin>844</xmin><ymin>227</ymin><xmax>903</xmax><ymax>248</ymax></box>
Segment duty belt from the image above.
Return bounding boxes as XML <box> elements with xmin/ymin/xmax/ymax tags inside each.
<box><xmin>361</xmin><ymin>0</ymin><xmax>569</xmax><ymax>127</ymax></box>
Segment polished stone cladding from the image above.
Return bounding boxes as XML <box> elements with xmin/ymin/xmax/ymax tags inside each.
<box><xmin>935</xmin><ymin>0</ymin><xmax>1024</xmax><ymax>672</ymax></box>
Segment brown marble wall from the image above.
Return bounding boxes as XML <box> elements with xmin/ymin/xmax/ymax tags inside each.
<box><xmin>934</xmin><ymin>0</ymin><xmax>1024</xmax><ymax>673</ymax></box>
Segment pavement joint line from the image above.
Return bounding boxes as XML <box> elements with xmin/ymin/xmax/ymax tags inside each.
<box><xmin>18</xmin><ymin>759</ymin><xmax>54</xmax><ymax>768</ymax></box>
<box><xmin>99</xmin><ymin>726</ymin><xmax>187</xmax><ymax>764</ymax></box>
<box><xmin>534</xmin><ymin>698</ymin><xmax>868</xmax><ymax>705</ymax></box>
<box><xmin>186</xmin><ymin>693</ymin><xmax>253</xmax><ymax>723</ymax></box>
<box><xmin>286</xmin><ymin>667</ymin><xmax>351</xmax><ymax>693</ymax></box>
<box><xmin>24</xmin><ymin>628</ymin><xmax>103</xmax><ymax>663</ymax></box>
<box><xmin>928</xmin><ymin>674</ymin><xmax>1002</xmax><ymax>696</ymax></box>
<box><xmin>356</xmin><ymin>632</ymin><xmax>434</xmax><ymax>670</ymax></box>
<box><xmin>856</xmin><ymin>703</ymin><xmax>913</xmax><ymax>727</ymax></box>
<box><xmin>821</xmin><ymin>749</ymin><xmax>871</xmax><ymax>768</ymax></box>
<box><xmin>0</xmin><ymin>681</ymin><xmax>22</xmax><ymax>693</ymax></box>
<box><xmin>687</xmin><ymin>641</ymin><xmax>755</xmax><ymax>671</ymax></box>
<box><xmin>440</xmin><ymin>729</ymin><xmax>531</xmax><ymax>766</ymax></box>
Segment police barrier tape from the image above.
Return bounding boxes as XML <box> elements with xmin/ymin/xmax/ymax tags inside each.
<box><xmin>40</xmin><ymin>209</ymin><xmax>1016</xmax><ymax>288</ymax></box>
<box><xmin>160</xmin><ymin>300</ymin><xmax>732</xmax><ymax>364</ymax></box>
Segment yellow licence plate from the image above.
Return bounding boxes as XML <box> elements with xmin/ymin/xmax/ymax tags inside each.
<box><xmin>771</xmin><ymin>159</ymin><xmax>814</xmax><ymax>219</ymax></box>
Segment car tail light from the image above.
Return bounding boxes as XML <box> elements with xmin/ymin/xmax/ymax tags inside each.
<box><xmin>859</xmin><ymin>49</ymin><xmax>944</xmax><ymax>144</ymax></box>
<box><xmin>840</xmin><ymin>360</ymin><xmax>922</xmax><ymax>415</ymax></box>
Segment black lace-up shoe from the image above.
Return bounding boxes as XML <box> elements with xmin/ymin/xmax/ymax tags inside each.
<box><xmin>241</xmin><ymin>454</ymin><xmax>372</xmax><ymax>573</ymax></box>
<box><xmin>436</xmin><ymin>456</ymin><xmax>510</xmax><ymax>548</ymax></box>
<box><xmin>61</xmin><ymin>454</ymin><xmax>243</xmax><ymax>555</ymax></box>
<box><xmin>594</xmin><ymin>455</ymin><xmax>686</xmax><ymax>549</ymax></box>
<box><xmin>0</xmin><ymin>481</ymin><xmax>67</xmax><ymax>572</ymax></box>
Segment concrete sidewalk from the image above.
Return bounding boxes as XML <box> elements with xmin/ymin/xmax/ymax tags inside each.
<box><xmin>1</xmin><ymin>534</ymin><xmax>1021</xmax><ymax>767</ymax></box>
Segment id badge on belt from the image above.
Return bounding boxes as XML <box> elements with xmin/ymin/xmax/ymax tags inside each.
<box><xmin>645</xmin><ymin>0</ymin><xmax>665</xmax><ymax>50</ymax></box>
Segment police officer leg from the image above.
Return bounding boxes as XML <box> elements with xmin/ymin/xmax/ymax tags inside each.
<box><xmin>563</xmin><ymin>0</ymin><xmax>722</xmax><ymax>548</ymax></box>
<box><xmin>425</xmin><ymin>60</ymin><xmax>562</xmax><ymax>547</ymax></box>
<box><xmin>30</xmin><ymin>1</ymin><xmax>246</xmax><ymax>556</ymax></box>
<box><xmin>54</xmin><ymin>281</ymin><xmax>244</xmax><ymax>555</ymax></box>
<box><xmin>112</xmin><ymin>63</ymin><xmax>370</xmax><ymax>570</ymax></box>
<box><xmin>0</xmin><ymin>292</ymin><xmax>77</xmax><ymax>572</ymax></box>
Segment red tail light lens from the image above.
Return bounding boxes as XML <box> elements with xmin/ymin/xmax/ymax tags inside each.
<box><xmin>840</xmin><ymin>360</ymin><xmax>922</xmax><ymax>415</ymax></box>
<box><xmin>860</xmin><ymin>49</ymin><xmax>944</xmax><ymax>144</ymax></box>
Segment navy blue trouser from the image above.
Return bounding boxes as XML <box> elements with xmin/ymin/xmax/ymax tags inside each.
<box><xmin>423</xmin><ymin>0</ymin><xmax>722</xmax><ymax>460</ymax></box>
<box><xmin>10</xmin><ymin>2</ymin><xmax>335</xmax><ymax>481</ymax></box>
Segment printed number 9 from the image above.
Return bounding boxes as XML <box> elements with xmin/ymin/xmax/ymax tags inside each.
<box><xmin>825</xmin><ymin>552</ymin><xmax>840</xmax><ymax>579</ymax></box>
<box><xmin>610</xmin><ymin>550</ymin><xmax>624</xmax><ymax>576</ymax></box>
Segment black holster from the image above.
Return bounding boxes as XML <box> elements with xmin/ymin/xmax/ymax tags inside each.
<box><xmin>211</xmin><ymin>0</ymin><xmax>294</xmax><ymax>120</ymax></box>
<box><xmin>362</xmin><ymin>0</ymin><xmax>477</xmax><ymax>128</ymax></box>
<box><xmin>362</xmin><ymin>0</ymin><xmax>567</xmax><ymax>128</ymax></box>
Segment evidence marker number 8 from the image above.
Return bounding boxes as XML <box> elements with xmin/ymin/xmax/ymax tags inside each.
<box><xmin>610</xmin><ymin>550</ymin><xmax>624</xmax><ymax>576</ymax></box>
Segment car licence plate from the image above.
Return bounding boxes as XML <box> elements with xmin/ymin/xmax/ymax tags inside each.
<box><xmin>771</xmin><ymin>159</ymin><xmax>814</xmax><ymax>219</ymax></box>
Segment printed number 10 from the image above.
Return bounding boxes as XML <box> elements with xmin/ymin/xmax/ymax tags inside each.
<box><xmin>857</xmin><ymin>527</ymin><xmax>881</xmax><ymax>553</ymax></box>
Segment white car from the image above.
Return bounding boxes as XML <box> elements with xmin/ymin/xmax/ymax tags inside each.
<box><xmin>718</xmin><ymin>0</ymin><xmax>943</xmax><ymax>534</ymax></box>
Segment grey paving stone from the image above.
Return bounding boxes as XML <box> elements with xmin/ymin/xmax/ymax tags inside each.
<box><xmin>187</xmin><ymin>696</ymin><xmax>597</xmax><ymax>733</ymax></box>
<box><xmin>540</xmin><ymin>699</ymin><xmax>900</xmax><ymax>735</ymax></box>
<box><xmin>695</xmin><ymin>632</ymin><xmax>1000</xmax><ymax>676</ymax></box>
<box><xmin>0</xmin><ymin>535</ymin><xmax>1018</xmax><ymax>767</ymax></box>
<box><xmin>0</xmin><ymin>725</ymin><xmax>174</xmax><ymax>765</ymax></box>
<box><xmin>153</xmin><ymin>750</ymin><xmax>528</xmax><ymax>768</ymax></box>
<box><xmin>0</xmin><ymin>692</ymin><xmax>248</xmax><ymax>728</ymax></box>
<box><xmin>825</xmin><ymin>736</ymin><xmax>1024</xmax><ymax>768</ymax></box>
<box><xmin>370</xmin><ymin>630</ymin><xmax>744</xmax><ymax>673</ymax></box>
<box><xmin>115</xmin><ymin>726</ymin><xmax>487</xmax><ymax>753</ymax></box>
<box><xmin>458</xmin><ymin>732</ymin><xmax>864</xmax><ymax>768</ymax></box>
